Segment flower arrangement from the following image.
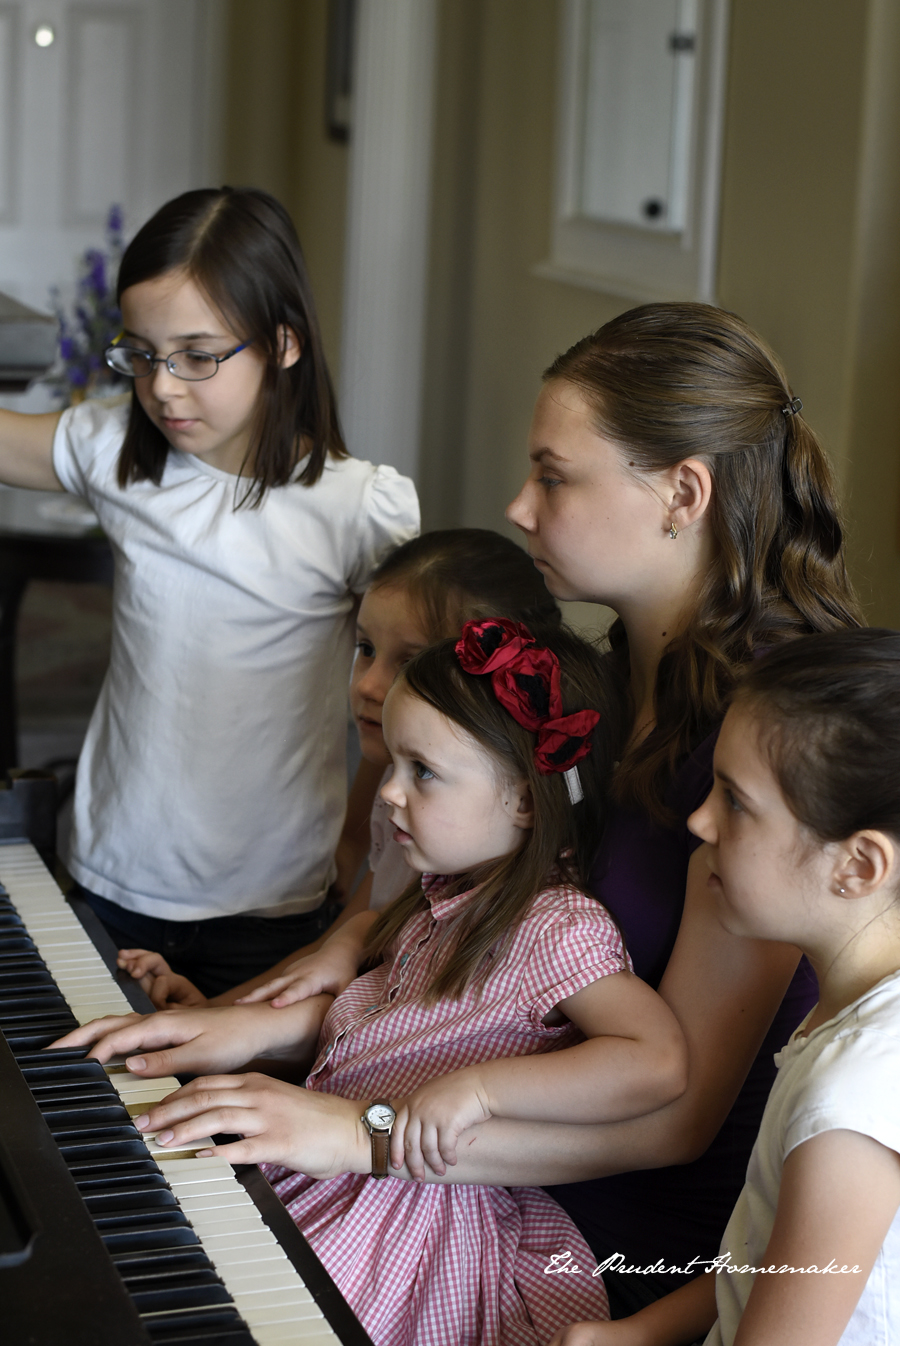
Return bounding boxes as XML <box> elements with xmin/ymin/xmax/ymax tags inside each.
<box><xmin>47</xmin><ymin>205</ymin><xmax>127</xmax><ymax>404</ymax></box>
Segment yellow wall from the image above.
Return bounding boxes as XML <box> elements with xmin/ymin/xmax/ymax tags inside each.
<box><xmin>223</xmin><ymin>0</ymin><xmax>347</xmax><ymax>375</ymax></box>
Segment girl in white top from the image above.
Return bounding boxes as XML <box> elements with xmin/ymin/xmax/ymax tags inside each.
<box><xmin>0</xmin><ymin>187</ymin><xmax>418</xmax><ymax>995</ymax></box>
<box><xmin>551</xmin><ymin>629</ymin><xmax>900</xmax><ymax>1346</ymax></box>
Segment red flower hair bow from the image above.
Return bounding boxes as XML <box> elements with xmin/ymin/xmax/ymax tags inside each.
<box><xmin>455</xmin><ymin>619</ymin><xmax>600</xmax><ymax>781</ymax></box>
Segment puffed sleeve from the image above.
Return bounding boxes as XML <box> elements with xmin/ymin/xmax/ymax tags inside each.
<box><xmin>51</xmin><ymin>398</ymin><xmax>129</xmax><ymax>500</ymax></box>
<box><xmin>346</xmin><ymin>463</ymin><xmax>420</xmax><ymax>593</ymax></box>
<box><xmin>517</xmin><ymin>889</ymin><xmax>631</xmax><ymax>1031</ymax></box>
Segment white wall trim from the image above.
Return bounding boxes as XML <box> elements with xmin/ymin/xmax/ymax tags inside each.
<box><xmin>338</xmin><ymin>0</ymin><xmax>438</xmax><ymax>482</ymax></box>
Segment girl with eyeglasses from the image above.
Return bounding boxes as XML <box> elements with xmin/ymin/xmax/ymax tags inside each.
<box><xmin>0</xmin><ymin>186</ymin><xmax>419</xmax><ymax>992</ymax></box>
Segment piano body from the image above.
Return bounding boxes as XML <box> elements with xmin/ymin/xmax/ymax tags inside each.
<box><xmin>0</xmin><ymin>840</ymin><xmax>374</xmax><ymax>1346</ymax></box>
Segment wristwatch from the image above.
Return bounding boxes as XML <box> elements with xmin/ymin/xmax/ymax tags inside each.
<box><xmin>361</xmin><ymin>1099</ymin><xmax>396</xmax><ymax>1179</ymax></box>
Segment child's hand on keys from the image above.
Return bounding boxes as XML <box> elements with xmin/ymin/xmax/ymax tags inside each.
<box><xmin>391</xmin><ymin>1066</ymin><xmax>494</xmax><ymax>1178</ymax></box>
<box><xmin>236</xmin><ymin>943</ymin><xmax>359</xmax><ymax>1008</ymax></box>
<box><xmin>117</xmin><ymin>948</ymin><xmax>208</xmax><ymax>1009</ymax></box>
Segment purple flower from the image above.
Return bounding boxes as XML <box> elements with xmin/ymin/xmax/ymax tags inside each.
<box><xmin>84</xmin><ymin>250</ymin><xmax>106</xmax><ymax>295</ymax></box>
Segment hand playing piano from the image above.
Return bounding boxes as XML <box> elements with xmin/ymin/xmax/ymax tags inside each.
<box><xmin>49</xmin><ymin>998</ymin><xmax>335</xmax><ymax>1078</ymax></box>
<box><xmin>117</xmin><ymin>948</ymin><xmax>208</xmax><ymax>1009</ymax></box>
<box><xmin>132</xmin><ymin>1071</ymin><xmax>371</xmax><ymax>1179</ymax></box>
<box><xmin>235</xmin><ymin>912</ymin><xmax>375</xmax><ymax>1008</ymax></box>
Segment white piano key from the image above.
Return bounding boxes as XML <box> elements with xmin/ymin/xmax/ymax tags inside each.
<box><xmin>251</xmin><ymin>1324</ymin><xmax>340</xmax><ymax>1345</ymax></box>
<box><xmin>241</xmin><ymin>1303</ymin><xmax>328</xmax><ymax>1327</ymax></box>
<box><xmin>199</xmin><ymin>1227</ymin><xmax>280</xmax><ymax>1253</ymax></box>
<box><xmin>109</xmin><ymin>1074</ymin><xmax>182</xmax><ymax>1098</ymax></box>
<box><xmin>177</xmin><ymin>1190</ymin><xmax>258</xmax><ymax>1214</ymax></box>
<box><xmin>173</xmin><ymin>1189</ymin><xmax>260</xmax><ymax>1222</ymax></box>
<box><xmin>160</xmin><ymin>1157</ymin><xmax>237</xmax><ymax>1184</ymax></box>
<box><xmin>187</xmin><ymin>1211</ymin><xmax>271</xmax><ymax>1238</ymax></box>
<box><xmin>221</xmin><ymin>1265</ymin><xmax>312</xmax><ymax>1293</ymax></box>
<box><xmin>165</xmin><ymin>1176</ymin><xmax>245</xmax><ymax>1199</ymax></box>
<box><xmin>228</xmin><ymin>1283</ymin><xmax>316</xmax><ymax>1309</ymax></box>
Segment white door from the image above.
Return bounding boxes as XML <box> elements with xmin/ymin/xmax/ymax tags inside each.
<box><xmin>0</xmin><ymin>0</ymin><xmax>222</xmax><ymax>407</ymax></box>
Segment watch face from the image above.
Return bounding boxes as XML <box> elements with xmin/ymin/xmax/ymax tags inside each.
<box><xmin>366</xmin><ymin>1103</ymin><xmax>395</xmax><ymax>1130</ymax></box>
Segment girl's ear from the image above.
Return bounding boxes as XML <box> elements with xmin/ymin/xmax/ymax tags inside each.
<box><xmin>503</xmin><ymin>780</ymin><xmax>534</xmax><ymax>831</ymax></box>
<box><xmin>833</xmin><ymin>830</ymin><xmax>897</xmax><ymax>898</ymax></box>
<box><xmin>665</xmin><ymin>457</ymin><xmax>713</xmax><ymax>533</ymax></box>
<box><xmin>277</xmin><ymin>324</ymin><xmax>302</xmax><ymax>370</ymax></box>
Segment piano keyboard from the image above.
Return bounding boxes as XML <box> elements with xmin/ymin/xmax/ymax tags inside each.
<box><xmin>0</xmin><ymin>841</ymin><xmax>372</xmax><ymax>1346</ymax></box>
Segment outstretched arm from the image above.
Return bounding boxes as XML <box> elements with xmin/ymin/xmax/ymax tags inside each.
<box><xmin>0</xmin><ymin>410</ymin><xmax>64</xmax><ymax>489</ymax></box>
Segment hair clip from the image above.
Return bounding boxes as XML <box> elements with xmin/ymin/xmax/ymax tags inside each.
<box><xmin>782</xmin><ymin>396</ymin><xmax>803</xmax><ymax>417</ymax></box>
<box><xmin>563</xmin><ymin>766</ymin><xmax>584</xmax><ymax>805</ymax></box>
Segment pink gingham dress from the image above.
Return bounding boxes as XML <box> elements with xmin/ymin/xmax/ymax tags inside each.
<box><xmin>264</xmin><ymin>877</ymin><xmax>628</xmax><ymax>1345</ymax></box>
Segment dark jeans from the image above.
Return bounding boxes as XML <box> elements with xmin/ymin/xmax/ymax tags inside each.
<box><xmin>74</xmin><ymin>884</ymin><xmax>343</xmax><ymax>999</ymax></box>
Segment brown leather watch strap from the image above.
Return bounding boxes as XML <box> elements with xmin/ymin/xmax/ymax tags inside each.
<box><xmin>370</xmin><ymin>1129</ymin><xmax>391</xmax><ymax>1179</ymax></box>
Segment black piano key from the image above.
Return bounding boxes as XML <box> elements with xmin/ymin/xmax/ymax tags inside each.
<box><xmin>37</xmin><ymin>1102</ymin><xmax>132</xmax><ymax>1127</ymax></box>
<box><xmin>95</xmin><ymin>1207</ymin><xmax>194</xmax><ymax>1234</ymax></box>
<box><xmin>56</xmin><ymin>1135</ymin><xmax>156</xmax><ymax>1162</ymax></box>
<box><xmin>0</xmin><ymin>970</ymin><xmax>56</xmax><ymax>988</ymax></box>
<box><xmin>31</xmin><ymin>1082</ymin><xmax>120</xmax><ymax>1106</ymax></box>
<box><xmin>122</xmin><ymin>1265</ymin><xmax>224</xmax><ymax>1290</ymax></box>
<box><xmin>4</xmin><ymin>1028</ymin><xmax>81</xmax><ymax>1051</ymax></box>
<box><xmin>102</xmin><ymin>1223</ymin><xmax>204</xmax><ymax>1254</ymax></box>
<box><xmin>142</xmin><ymin>1306</ymin><xmax>256</xmax><ymax>1345</ymax></box>
<box><xmin>17</xmin><ymin>1044</ymin><xmax>100</xmax><ymax>1066</ymax></box>
<box><xmin>71</xmin><ymin>1157</ymin><xmax>163</xmax><ymax>1182</ymax></box>
<box><xmin>130</xmin><ymin>1282</ymin><xmax>235</xmax><ymax>1313</ymax></box>
<box><xmin>83</xmin><ymin>1185</ymin><xmax>178</xmax><ymax>1216</ymax></box>
<box><xmin>112</xmin><ymin>1248</ymin><xmax>214</xmax><ymax>1275</ymax></box>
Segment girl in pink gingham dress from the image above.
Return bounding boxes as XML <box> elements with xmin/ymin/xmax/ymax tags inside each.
<box><xmin>262</xmin><ymin>620</ymin><xmax>689</xmax><ymax>1346</ymax></box>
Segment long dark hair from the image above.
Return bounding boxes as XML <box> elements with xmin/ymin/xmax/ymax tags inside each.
<box><xmin>545</xmin><ymin>302</ymin><xmax>863</xmax><ymax>822</ymax></box>
<box><xmin>115</xmin><ymin>186</ymin><xmax>346</xmax><ymax>504</ymax></box>
<box><xmin>370</xmin><ymin>528</ymin><xmax>563</xmax><ymax>643</ymax></box>
<box><xmin>364</xmin><ymin>626</ymin><xmax>621</xmax><ymax>1002</ymax></box>
<box><xmin>735</xmin><ymin>630</ymin><xmax>900</xmax><ymax>842</ymax></box>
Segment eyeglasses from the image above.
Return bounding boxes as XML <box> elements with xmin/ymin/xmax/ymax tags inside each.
<box><xmin>104</xmin><ymin>341</ymin><xmax>251</xmax><ymax>382</ymax></box>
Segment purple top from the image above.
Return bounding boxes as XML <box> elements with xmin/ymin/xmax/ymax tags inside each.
<box><xmin>551</xmin><ymin>728</ymin><xmax>818</xmax><ymax>1285</ymax></box>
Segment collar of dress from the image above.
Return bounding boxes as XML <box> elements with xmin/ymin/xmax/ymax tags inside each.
<box><xmin>420</xmin><ymin>873</ymin><xmax>482</xmax><ymax>922</ymax></box>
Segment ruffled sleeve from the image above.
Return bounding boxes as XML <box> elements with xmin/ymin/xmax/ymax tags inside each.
<box><xmin>346</xmin><ymin>462</ymin><xmax>420</xmax><ymax>593</ymax></box>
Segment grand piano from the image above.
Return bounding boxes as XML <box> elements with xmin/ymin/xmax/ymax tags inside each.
<box><xmin>0</xmin><ymin>839</ymin><xmax>373</xmax><ymax>1346</ymax></box>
